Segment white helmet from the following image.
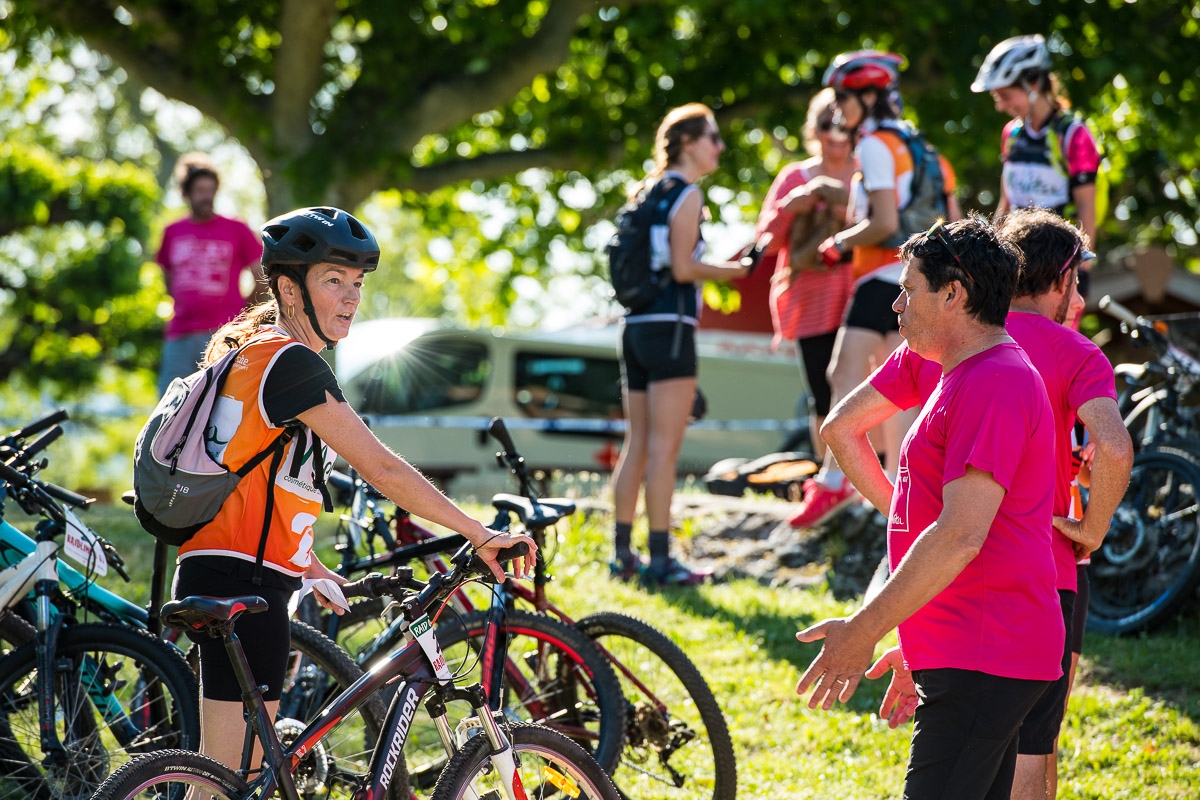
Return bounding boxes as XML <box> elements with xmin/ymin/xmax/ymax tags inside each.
<box><xmin>971</xmin><ymin>34</ymin><xmax>1052</xmax><ymax>93</ymax></box>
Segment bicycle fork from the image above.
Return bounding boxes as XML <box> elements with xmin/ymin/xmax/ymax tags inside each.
<box><xmin>427</xmin><ymin>684</ymin><xmax>527</xmax><ymax>800</ymax></box>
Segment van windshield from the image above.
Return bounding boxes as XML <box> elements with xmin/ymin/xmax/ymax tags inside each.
<box><xmin>351</xmin><ymin>338</ymin><xmax>490</xmax><ymax>414</ymax></box>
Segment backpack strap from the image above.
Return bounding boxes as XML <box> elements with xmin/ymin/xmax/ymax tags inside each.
<box><xmin>252</xmin><ymin>434</ymin><xmax>291</xmax><ymax>586</ymax></box>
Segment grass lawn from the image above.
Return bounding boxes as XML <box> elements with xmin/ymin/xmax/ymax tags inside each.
<box><xmin>16</xmin><ymin>500</ymin><xmax>1200</xmax><ymax>799</ymax></box>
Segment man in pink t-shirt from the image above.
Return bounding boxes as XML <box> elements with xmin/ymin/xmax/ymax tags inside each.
<box><xmin>796</xmin><ymin>216</ymin><xmax>1063</xmax><ymax>800</ymax></box>
<box><xmin>857</xmin><ymin>210</ymin><xmax>1133</xmax><ymax>800</ymax></box>
<box><xmin>155</xmin><ymin>154</ymin><xmax>263</xmax><ymax>395</ymax></box>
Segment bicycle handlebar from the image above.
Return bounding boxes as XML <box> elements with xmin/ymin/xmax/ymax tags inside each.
<box><xmin>1099</xmin><ymin>295</ymin><xmax>1140</xmax><ymax>327</ymax></box>
<box><xmin>20</xmin><ymin>424</ymin><xmax>64</xmax><ymax>462</ymax></box>
<box><xmin>3</xmin><ymin>408</ymin><xmax>68</xmax><ymax>445</ymax></box>
<box><xmin>341</xmin><ymin>542</ymin><xmax>531</xmax><ymax>602</ymax></box>
<box><xmin>487</xmin><ymin>416</ymin><xmax>518</xmax><ymax>454</ymax></box>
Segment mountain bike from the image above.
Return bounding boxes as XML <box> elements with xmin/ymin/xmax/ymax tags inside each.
<box><xmin>310</xmin><ymin>417</ymin><xmax>737</xmax><ymax>800</ymax></box>
<box><xmin>0</xmin><ymin>425</ymin><xmax>200</xmax><ymax>800</ymax></box>
<box><xmin>1099</xmin><ymin>295</ymin><xmax>1200</xmax><ymax>453</ymax></box>
<box><xmin>90</xmin><ymin>541</ymin><xmax>621</xmax><ymax>800</ymax></box>
<box><xmin>0</xmin><ymin>410</ymin><xmax>388</xmax><ymax>799</ymax></box>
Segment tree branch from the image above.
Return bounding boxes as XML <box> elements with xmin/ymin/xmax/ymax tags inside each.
<box><xmin>395</xmin><ymin>0</ymin><xmax>593</xmax><ymax>150</ymax></box>
<box><xmin>336</xmin><ymin>143</ymin><xmax>621</xmax><ymax>207</ymax></box>
<box><xmin>272</xmin><ymin>0</ymin><xmax>338</xmax><ymax>155</ymax></box>
<box><xmin>30</xmin><ymin>0</ymin><xmax>260</xmax><ymax>134</ymax></box>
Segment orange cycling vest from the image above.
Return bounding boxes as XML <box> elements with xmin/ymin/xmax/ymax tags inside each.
<box><xmin>178</xmin><ymin>327</ymin><xmax>334</xmax><ymax>579</ymax></box>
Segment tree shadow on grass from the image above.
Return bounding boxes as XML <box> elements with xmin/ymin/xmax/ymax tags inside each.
<box><xmin>648</xmin><ymin>582</ymin><xmax>891</xmax><ymax>718</ymax></box>
<box><xmin>1080</xmin><ymin>605</ymin><xmax>1200</xmax><ymax>723</ymax></box>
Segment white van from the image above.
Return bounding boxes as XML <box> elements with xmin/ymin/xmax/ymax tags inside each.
<box><xmin>334</xmin><ymin>319</ymin><xmax>806</xmax><ymax>495</ymax></box>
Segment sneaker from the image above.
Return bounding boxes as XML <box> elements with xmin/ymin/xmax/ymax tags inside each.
<box><xmin>788</xmin><ymin>479</ymin><xmax>860</xmax><ymax>529</ymax></box>
<box><xmin>609</xmin><ymin>554</ymin><xmax>646</xmax><ymax>582</ymax></box>
<box><xmin>639</xmin><ymin>557</ymin><xmax>713</xmax><ymax>588</ymax></box>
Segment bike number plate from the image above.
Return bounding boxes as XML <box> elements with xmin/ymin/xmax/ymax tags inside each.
<box><xmin>63</xmin><ymin>509</ymin><xmax>108</xmax><ymax>577</ymax></box>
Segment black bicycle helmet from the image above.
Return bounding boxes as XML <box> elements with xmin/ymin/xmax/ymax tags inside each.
<box><xmin>260</xmin><ymin>206</ymin><xmax>380</xmax><ymax>350</ymax></box>
<box><xmin>261</xmin><ymin>206</ymin><xmax>380</xmax><ymax>276</ymax></box>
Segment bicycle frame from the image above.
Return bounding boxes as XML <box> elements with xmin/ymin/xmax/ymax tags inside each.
<box><xmin>197</xmin><ymin>578</ymin><xmax>528</xmax><ymax>800</ymax></box>
<box><xmin>334</xmin><ymin>486</ymin><xmax>671</xmax><ymax>722</ymax></box>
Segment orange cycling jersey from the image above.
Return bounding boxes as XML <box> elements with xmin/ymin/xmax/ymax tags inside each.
<box><xmin>851</xmin><ymin>128</ymin><xmax>957</xmax><ymax>280</ymax></box>
<box><xmin>179</xmin><ymin>327</ymin><xmax>333</xmax><ymax>578</ymax></box>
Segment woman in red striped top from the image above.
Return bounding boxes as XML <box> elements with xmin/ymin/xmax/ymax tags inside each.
<box><xmin>754</xmin><ymin>88</ymin><xmax>857</xmax><ymax>460</ymax></box>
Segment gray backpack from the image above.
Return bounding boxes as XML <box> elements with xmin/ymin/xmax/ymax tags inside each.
<box><xmin>133</xmin><ymin>339</ymin><xmax>295</xmax><ymax>564</ymax></box>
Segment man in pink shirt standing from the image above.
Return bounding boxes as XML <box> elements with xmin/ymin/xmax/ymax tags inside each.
<box><xmin>155</xmin><ymin>153</ymin><xmax>263</xmax><ymax>396</ymax></box>
<box><xmin>796</xmin><ymin>216</ymin><xmax>1064</xmax><ymax>800</ymax></box>
<box><xmin>825</xmin><ymin>208</ymin><xmax>1133</xmax><ymax>800</ymax></box>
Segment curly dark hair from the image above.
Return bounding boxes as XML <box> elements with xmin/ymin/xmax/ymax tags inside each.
<box><xmin>899</xmin><ymin>213</ymin><xmax>1023</xmax><ymax>327</ymax></box>
<box><xmin>997</xmin><ymin>207</ymin><xmax>1089</xmax><ymax>298</ymax></box>
<box><xmin>174</xmin><ymin>152</ymin><xmax>220</xmax><ymax>197</ymax></box>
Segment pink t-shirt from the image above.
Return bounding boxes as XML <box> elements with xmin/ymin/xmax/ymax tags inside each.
<box><xmin>157</xmin><ymin>215</ymin><xmax>262</xmax><ymax>339</ymax></box>
<box><xmin>1005</xmin><ymin>312</ymin><xmax>1117</xmax><ymax>588</ymax></box>
<box><xmin>872</xmin><ymin>313</ymin><xmax>1117</xmax><ymax>592</ymax></box>
<box><xmin>888</xmin><ymin>343</ymin><xmax>1063</xmax><ymax>680</ymax></box>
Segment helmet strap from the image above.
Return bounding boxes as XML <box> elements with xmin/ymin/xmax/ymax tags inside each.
<box><xmin>279</xmin><ymin>266</ymin><xmax>337</xmax><ymax>351</ymax></box>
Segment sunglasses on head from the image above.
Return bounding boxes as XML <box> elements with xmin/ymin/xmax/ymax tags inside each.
<box><xmin>1059</xmin><ymin>242</ymin><xmax>1095</xmax><ymax>276</ymax></box>
<box><xmin>923</xmin><ymin>219</ymin><xmax>974</xmax><ymax>285</ymax></box>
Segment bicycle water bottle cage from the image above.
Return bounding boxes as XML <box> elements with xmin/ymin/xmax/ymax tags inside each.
<box><xmin>160</xmin><ymin>595</ymin><xmax>270</xmax><ymax>637</ymax></box>
<box><xmin>490</xmin><ymin>493</ymin><xmax>577</xmax><ymax>529</ymax></box>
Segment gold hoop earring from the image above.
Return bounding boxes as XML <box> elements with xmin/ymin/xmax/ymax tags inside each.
<box><xmin>287</xmin><ymin>304</ymin><xmax>295</xmax><ymax>320</ymax></box>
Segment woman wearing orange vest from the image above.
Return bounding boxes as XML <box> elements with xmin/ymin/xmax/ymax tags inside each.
<box><xmin>788</xmin><ymin>51</ymin><xmax>962</xmax><ymax>530</ymax></box>
<box><xmin>172</xmin><ymin>206</ymin><xmax>536</xmax><ymax>771</ymax></box>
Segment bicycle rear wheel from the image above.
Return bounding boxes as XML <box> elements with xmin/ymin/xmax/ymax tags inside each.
<box><xmin>1088</xmin><ymin>448</ymin><xmax>1200</xmax><ymax>635</ymax></box>
<box><xmin>428</xmin><ymin>609</ymin><xmax>626</xmax><ymax>785</ymax></box>
<box><xmin>0</xmin><ymin>622</ymin><xmax>199</xmax><ymax>800</ymax></box>
<box><xmin>431</xmin><ymin>722</ymin><xmax>620</xmax><ymax>800</ymax></box>
<box><xmin>88</xmin><ymin>748</ymin><xmax>246</xmax><ymax>800</ymax></box>
<box><xmin>577</xmin><ymin>612</ymin><xmax>737</xmax><ymax>800</ymax></box>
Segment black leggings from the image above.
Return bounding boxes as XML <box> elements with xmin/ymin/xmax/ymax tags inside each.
<box><xmin>798</xmin><ymin>331</ymin><xmax>838</xmax><ymax>417</ymax></box>
<box><xmin>173</xmin><ymin>558</ymin><xmax>295</xmax><ymax>702</ymax></box>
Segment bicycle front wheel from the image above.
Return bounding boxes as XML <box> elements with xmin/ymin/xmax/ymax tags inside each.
<box><xmin>1088</xmin><ymin>448</ymin><xmax>1200</xmax><ymax>635</ymax></box>
<box><xmin>577</xmin><ymin>612</ymin><xmax>737</xmax><ymax>800</ymax></box>
<box><xmin>0</xmin><ymin>622</ymin><xmax>199</xmax><ymax>800</ymax></box>
<box><xmin>88</xmin><ymin>748</ymin><xmax>246</xmax><ymax>800</ymax></box>
<box><xmin>431</xmin><ymin>722</ymin><xmax>620</xmax><ymax>800</ymax></box>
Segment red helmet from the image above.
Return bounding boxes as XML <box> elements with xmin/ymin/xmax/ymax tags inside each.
<box><xmin>822</xmin><ymin>51</ymin><xmax>904</xmax><ymax>92</ymax></box>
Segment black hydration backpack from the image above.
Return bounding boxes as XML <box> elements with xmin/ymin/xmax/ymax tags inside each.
<box><xmin>605</xmin><ymin>176</ymin><xmax>689</xmax><ymax>313</ymax></box>
<box><xmin>878</xmin><ymin>126</ymin><xmax>949</xmax><ymax>248</ymax></box>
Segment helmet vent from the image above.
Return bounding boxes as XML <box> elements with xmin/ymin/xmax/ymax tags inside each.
<box><xmin>346</xmin><ymin>216</ymin><xmax>369</xmax><ymax>240</ymax></box>
<box><xmin>365</xmin><ymin>254</ymin><xmax>379</xmax><ymax>266</ymax></box>
<box><xmin>311</xmin><ymin>207</ymin><xmax>338</xmax><ymax>218</ymax></box>
<box><xmin>329</xmin><ymin>248</ymin><xmax>359</xmax><ymax>263</ymax></box>
<box><xmin>264</xmin><ymin>224</ymin><xmax>289</xmax><ymax>242</ymax></box>
<box><xmin>292</xmin><ymin>233</ymin><xmax>318</xmax><ymax>253</ymax></box>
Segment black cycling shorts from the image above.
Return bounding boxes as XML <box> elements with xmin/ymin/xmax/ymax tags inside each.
<box><xmin>620</xmin><ymin>320</ymin><xmax>698</xmax><ymax>392</ymax></box>
<box><xmin>798</xmin><ymin>332</ymin><xmax>838</xmax><ymax>417</ymax></box>
<box><xmin>907</xmin><ymin>668</ymin><xmax>1052</xmax><ymax>800</ymax></box>
<box><xmin>173</xmin><ymin>558</ymin><xmax>295</xmax><ymax>702</ymax></box>
<box><xmin>1017</xmin><ymin>589</ymin><xmax>1075</xmax><ymax>755</ymax></box>
<box><xmin>843</xmin><ymin>278</ymin><xmax>902</xmax><ymax>335</ymax></box>
<box><xmin>1072</xmin><ymin>564</ymin><xmax>1089</xmax><ymax>655</ymax></box>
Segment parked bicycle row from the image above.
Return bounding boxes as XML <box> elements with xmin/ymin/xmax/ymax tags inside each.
<box><xmin>0</xmin><ymin>406</ymin><xmax>733</xmax><ymax>800</ymax></box>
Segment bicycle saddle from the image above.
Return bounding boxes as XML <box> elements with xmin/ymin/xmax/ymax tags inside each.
<box><xmin>491</xmin><ymin>493</ymin><xmax>576</xmax><ymax>527</ymax></box>
<box><xmin>160</xmin><ymin>595</ymin><xmax>270</xmax><ymax>633</ymax></box>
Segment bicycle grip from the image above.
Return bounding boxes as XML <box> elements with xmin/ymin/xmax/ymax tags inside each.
<box><xmin>0</xmin><ymin>459</ymin><xmax>29</xmax><ymax>487</ymax></box>
<box><xmin>341</xmin><ymin>573</ymin><xmax>394</xmax><ymax>599</ymax></box>
<box><xmin>468</xmin><ymin>542</ymin><xmax>530</xmax><ymax>578</ymax></box>
<box><xmin>10</xmin><ymin>408</ymin><xmax>68</xmax><ymax>443</ymax></box>
<box><xmin>19</xmin><ymin>424</ymin><xmax>63</xmax><ymax>462</ymax></box>
<box><xmin>39</xmin><ymin>481</ymin><xmax>95</xmax><ymax>509</ymax></box>
<box><xmin>1099</xmin><ymin>295</ymin><xmax>1139</xmax><ymax>327</ymax></box>
<box><xmin>487</xmin><ymin>417</ymin><xmax>518</xmax><ymax>455</ymax></box>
